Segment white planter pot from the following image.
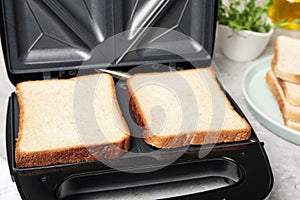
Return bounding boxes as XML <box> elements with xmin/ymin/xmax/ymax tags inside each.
<box><xmin>217</xmin><ymin>24</ymin><xmax>273</xmax><ymax>62</ymax></box>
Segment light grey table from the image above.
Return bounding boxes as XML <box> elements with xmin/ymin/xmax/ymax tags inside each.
<box><xmin>0</xmin><ymin>28</ymin><xmax>300</xmax><ymax>199</ymax></box>
<box><xmin>214</xmin><ymin>28</ymin><xmax>300</xmax><ymax>200</ymax></box>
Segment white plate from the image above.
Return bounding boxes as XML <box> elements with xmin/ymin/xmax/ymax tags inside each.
<box><xmin>242</xmin><ymin>56</ymin><xmax>300</xmax><ymax>145</ymax></box>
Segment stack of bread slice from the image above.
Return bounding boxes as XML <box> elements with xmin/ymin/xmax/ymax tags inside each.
<box><xmin>266</xmin><ymin>36</ymin><xmax>300</xmax><ymax>131</ymax></box>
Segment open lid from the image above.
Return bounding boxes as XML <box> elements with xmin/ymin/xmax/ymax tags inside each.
<box><xmin>0</xmin><ymin>0</ymin><xmax>217</xmax><ymax>84</ymax></box>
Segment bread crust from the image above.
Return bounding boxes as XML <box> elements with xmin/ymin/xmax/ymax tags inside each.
<box><xmin>266</xmin><ymin>70</ymin><xmax>300</xmax><ymax>123</ymax></box>
<box><xmin>15</xmin><ymin>142</ymin><xmax>130</xmax><ymax>168</ymax></box>
<box><xmin>285</xmin><ymin>119</ymin><xmax>300</xmax><ymax>131</ymax></box>
<box><xmin>127</xmin><ymin>67</ymin><xmax>251</xmax><ymax>149</ymax></box>
<box><xmin>15</xmin><ymin>74</ymin><xmax>130</xmax><ymax>168</ymax></box>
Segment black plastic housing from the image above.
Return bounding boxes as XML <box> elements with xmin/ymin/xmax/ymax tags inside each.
<box><xmin>7</xmin><ymin>87</ymin><xmax>273</xmax><ymax>200</ymax></box>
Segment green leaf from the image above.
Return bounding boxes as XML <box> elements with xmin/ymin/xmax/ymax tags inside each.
<box><xmin>217</xmin><ymin>0</ymin><xmax>275</xmax><ymax>33</ymax></box>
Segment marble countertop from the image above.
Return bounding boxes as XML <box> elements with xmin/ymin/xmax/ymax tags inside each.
<box><xmin>0</xmin><ymin>28</ymin><xmax>300</xmax><ymax>199</ymax></box>
<box><xmin>214</xmin><ymin>28</ymin><xmax>300</xmax><ymax>200</ymax></box>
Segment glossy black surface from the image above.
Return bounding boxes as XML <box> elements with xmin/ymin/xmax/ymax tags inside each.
<box><xmin>6</xmin><ymin>83</ymin><xmax>273</xmax><ymax>199</ymax></box>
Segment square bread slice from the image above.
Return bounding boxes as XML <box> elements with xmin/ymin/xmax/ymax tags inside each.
<box><xmin>271</xmin><ymin>35</ymin><xmax>300</xmax><ymax>84</ymax></box>
<box><xmin>278</xmin><ymin>77</ymin><xmax>300</xmax><ymax>106</ymax></box>
<box><xmin>127</xmin><ymin>67</ymin><xmax>251</xmax><ymax>148</ymax></box>
<box><xmin>15</xmin><ymin>74</ymin><xmax>130</xmax><ymax>168</ymax></box>
<box><xmin>266</xmin><ymin>70</ymin><xmax>300</xmax><ymax>130</ymax></box>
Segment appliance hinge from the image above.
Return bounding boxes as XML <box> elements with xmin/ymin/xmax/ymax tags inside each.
<box><xmin>43</xmin><ymin>72</ymin><xmax>58</xmax><ymax>80</ymax></box>
<box><xmin>168</xmin><ymin>62</ymin><xmax>178</xmax><ymax>71</ymax></box>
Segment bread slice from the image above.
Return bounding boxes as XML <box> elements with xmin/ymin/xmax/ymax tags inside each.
<box><xmin>285</xmin><ymin>120</ymin><xmax>300</xmax><ymax>131</ymax></box>
<box><xmin>278</xmin><ymin>77</ymin><xmax>300</xmax><ymax>106</ymax></box>
<box><xmin>271</xmin><ymin>36</ymin><xmax>300</xmax><ymax>84</ymax></box>
<box><xmin>127</xmin><ymin>67</ymin><xmax>251</xmax><ymax>149</ymax></box>
<box><xmin>266</xmin><ymin>70</ymin><xmax>300</xmax><ymax>125</ymax></box>
<box><xmin>15</xmin><ymin>74</ymin><xmax>130</xmax><ymax>168</ymax></box>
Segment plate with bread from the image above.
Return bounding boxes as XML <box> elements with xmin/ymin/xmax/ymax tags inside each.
<box><xmin>243</xmin><ymin>36</ymin><xmax>300</xmax><ymax>145</ymax></box>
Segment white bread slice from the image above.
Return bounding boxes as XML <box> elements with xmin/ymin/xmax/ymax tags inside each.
<box><xmin>285</xmin><ymin>120</ymin><xmax>300</xmax><ymax>131</ymax></box>
<box><xmin>15</xmin><ymin>74</ymin><xmax>130</xmax><ymax>168</ymax></box>
<box><xmin>266</xmin><ymin>70</ymin><xmax>300</xmax><ymax>128</ymax></box>
<box><xmin>127</xmin><ymin>67</ymin><xmax>251</xmax><ymax>149</ymax></box>
<box><xmin>278</xmin><ymin>78</ymin><xmax>300</xmax><ymax>106</ymax></box>
<box><xmin>271</xmin><ymin>36</ymin><xmax>300</xmax><ymax>84</ymax></box>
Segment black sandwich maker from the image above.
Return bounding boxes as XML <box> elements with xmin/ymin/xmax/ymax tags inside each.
<box><xmin>1</xmin><ymin>0</ymin><xmax>273</xmax><ymax>199</ymax></box>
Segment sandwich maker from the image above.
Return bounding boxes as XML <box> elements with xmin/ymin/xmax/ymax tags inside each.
<box><xmin>1</xmin><ymin>0</ymin><xmax>273</xmax><ymax>199</ymax></box>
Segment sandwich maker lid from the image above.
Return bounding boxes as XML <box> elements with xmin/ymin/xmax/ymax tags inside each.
<box><xmin>0</xmin><ymin>0</ymin><xmax>217</xmax><ymax>85</ymax></box>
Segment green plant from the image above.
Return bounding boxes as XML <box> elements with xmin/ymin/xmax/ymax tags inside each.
<box><xmin>218</xmin><ymin>0</ymin><xmax>300</xmax><ymax>33</ymax></box>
